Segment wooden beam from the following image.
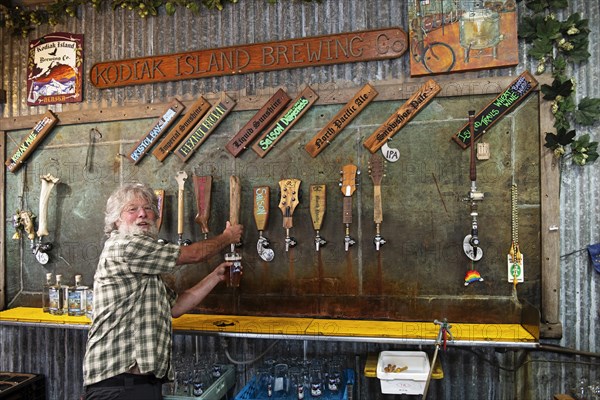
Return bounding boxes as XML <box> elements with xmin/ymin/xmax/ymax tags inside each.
<box><xmin>0</xmin><ymin>130</ymin><xmax>5</xmax><ymax>310</ymax></box>
<box><xmin>538</xmin><ymin>74</ymin><xmax>562</xmax><ymax>339</ymax></box>
<box><xmin>0</xmin><ymin>76</ymin><xmax>520</xmax><ymax>132</ymax></box>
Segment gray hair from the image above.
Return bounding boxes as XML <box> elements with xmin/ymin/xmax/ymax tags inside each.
<box><xmin>104</xmin><ymin>182</ymin><xmax>159</xmax><ymax>235</ymax></box>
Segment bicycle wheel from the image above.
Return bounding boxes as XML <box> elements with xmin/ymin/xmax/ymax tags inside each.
<box><xmin>422</xmin><ymin>42</ymin><xmax>456</xmax><ymax>73</ymax></box>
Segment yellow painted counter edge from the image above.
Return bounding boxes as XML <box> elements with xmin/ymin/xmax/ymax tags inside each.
<box><xmin>0</xmin><ymin>307</ymin><xmax>536</xmax><ymax>343</ymax></box>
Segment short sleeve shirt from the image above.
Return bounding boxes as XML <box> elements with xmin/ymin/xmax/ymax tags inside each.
<box><xmin>83</xmin><ymin>231</ymin><xmax>181</xmax><ymax>386</ymax></box>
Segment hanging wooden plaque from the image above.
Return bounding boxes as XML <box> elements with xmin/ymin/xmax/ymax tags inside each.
<box><xmin>152</xmin><ymin>96</ymin><xmax>211</xmax><ymax>162</ymax></box>
<box><xmin>305</xmin><ymin>83</ymin><xmax>378</xmax><ymax>158</ymax></box>
<box><xmin>90</xmin><ymin>28</ymin><xmax>407</xmax><ymax>88</ymax></box>
<box><xmin>175</xmin><ymin>92</ymin><xmax>237</xmax><ymax>162</ymax></box>
<box><xmin>127</xmin><ymin>99</ymin><xmax>185</xmax><ymax>164</ymax></box>
<box><xmin>225</xmin><ymin>88</ymin><xmax>292</xmax><ymax>157</ymax></box>
<box><xmin>451</xmin><ymin>71</ymin><xmax>539</xmax><ymax>149</ymax></box>
<box><xmin>252</xmin><ymin>86</ymin><xmax>319</xmax><ymax>158</ymax></box>
<box><xmin>363</xmin><ymin>79</ymin><xmax>441</xmax><ymax>154</ymax></box>
<box><xmin>5</xmin><ymin>110</ymin><xmax>59</xmax><ymax>173</ymax></box>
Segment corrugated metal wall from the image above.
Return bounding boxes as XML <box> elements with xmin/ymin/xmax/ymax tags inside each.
<box><xmin>1</xmin><ymin>0</ymin><xmax>599</xmax><ymax>399</ymax></box>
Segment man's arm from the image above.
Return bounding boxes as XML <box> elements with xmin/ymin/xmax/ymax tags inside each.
<box><xmin>176</xmin><ymin>221</ymin><xmax>243</xmax><ymax>265</ymax></box>
<box><xmin>171</xmin><ymin>261</ymin><xmax>231</xmax><ymax>318</ymax></box>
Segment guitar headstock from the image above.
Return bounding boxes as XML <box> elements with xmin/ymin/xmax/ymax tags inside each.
<box><xmin>369</xmin><ymin>153</ymin><xmax>385</xmax><ymax>186</ymax></box>
<box><xmin>278</xmin><ymin>179</ymin><xmax>301</xmax><ymax>216</ymax></box>
<box><xmin>175</xmin><ymin>171</ymin><xmax>188</xmax><ymax>190</ymax></box>
<box><xmin>340</xmin><ymin>164</ymin><xmax>358</xmax><ymax>197</ymax></box>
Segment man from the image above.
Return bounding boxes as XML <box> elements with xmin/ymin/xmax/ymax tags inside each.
<box><xmin>83</xmin><ymin>182</ymin><xmax>243</xmax><ymax>399</ymax></box>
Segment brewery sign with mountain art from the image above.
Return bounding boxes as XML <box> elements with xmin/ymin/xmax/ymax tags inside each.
<box><xmin>27</xmin><ymin>32</ymin><xmax>84</xmax><ymax>106</ymax></box>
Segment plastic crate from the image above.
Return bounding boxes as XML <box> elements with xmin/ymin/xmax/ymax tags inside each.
<box><xmin>376</xmin><ymin>351</ymin><xmax>430</xmax><ymax>395</ymax></box>
<box><xmin>0</xmin><ymin>372</ymin><xmax>45</xmax><ymax>400</ymax></box>
<box><xmin>235</xmin><ymin>368</ymin><xmax>354</xmax><ymax>400</ymax></box>
<box><xmin>164</xmin><ymin>364</ymin><xmax>235</xmax><ymax>400</ymax></box>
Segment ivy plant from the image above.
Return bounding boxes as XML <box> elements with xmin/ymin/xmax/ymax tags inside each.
<box><xmin>0</xmin><ymin>0</ymin><xmax>317</xmax><ymax>36</ymax></box>
<box><xmin>519</xmin><ymin>0</ymin><xmax>599</xmax><ymax>166</ymax></box>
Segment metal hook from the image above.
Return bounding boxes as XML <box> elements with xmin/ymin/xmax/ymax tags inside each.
<box><xmin>85</xmin><ymin>128</ymin><xmax>103</xmax><ymax>172</ymax></box>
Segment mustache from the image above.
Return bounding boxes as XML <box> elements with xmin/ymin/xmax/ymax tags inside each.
<box><xmin>119</xmin><ymin>220</ymin><xmax>159</xmax><ymax>239</ymax></box>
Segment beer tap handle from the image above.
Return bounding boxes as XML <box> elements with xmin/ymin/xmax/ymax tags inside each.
<box><xmin>369</xmin><ymin>153</ymin><xmax>386</xmax><ymax>250</ymax></box>
<box><xmin>278</xmin><ymin>179</ymin><xmax>301</xmax><ymax>252</ymax></box>
<box><xmin>175</xmin><ymin>171</ymin><xmax>191</xmax><ymax>245</ymax></box>
<box><xmin>309</xmin><ymin>184</ymin><xmax>327</xmax><ymax>251</ymax></box>
<box><xmin>254</xmin><ymin>186</ymin><xmax>274</xmax><ymax>262</ymax></box>
<box><xmin>226</xmin><ymin>175</ymin><xmax>242</xmax><ymax>287</ymax></box>
<box><xmin>340</xmin><ymin>164</ymin><xmax>358</xmax><ymax>252</ymax></box>
<box><xmin>193</xmin><ymin>175</ymin><xmax>212</xmax><ymax>239</ymax></box>
<box><xmin>229</xmin><ymin>175</ymin><xmax>241</xmax><ymax>247</ymax></box>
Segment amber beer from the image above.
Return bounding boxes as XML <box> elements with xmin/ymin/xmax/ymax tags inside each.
<box><xmin>225</xmin><ymin>251</ymin><xmax>242</xmax><ymax>287</ymax></box>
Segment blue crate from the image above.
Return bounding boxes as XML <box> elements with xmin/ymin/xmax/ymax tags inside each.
<box><xmin>235</xmin><ymin>369</ymin><xmax>354</xmax><ymax>400</ymax></box>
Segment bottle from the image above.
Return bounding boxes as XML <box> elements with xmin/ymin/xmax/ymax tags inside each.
<box><xmin>48</xmin><ymin>274</ymin><xmax>64</xmax><ymax>315</ymax></box>
<box><xmin>62</xmin><ymin>276</ymin><xmax>71</xmax><ymax>315</ymax></box>
<box><xmin>42</xmin><ymin>272</ymin><xmax>53</xmax><ymax>313</ymax></box>
<box><xmin>85</xmin><ymin>286</ymin><xmax>94</xmax><ymax>320</ymax></box>
<box><xmin>68</xmin><ymin>275</ymin><xmax>88</xmax><ymax>316</ymax></box>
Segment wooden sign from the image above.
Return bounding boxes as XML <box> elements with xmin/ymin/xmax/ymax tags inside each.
<box><xmin>305</xmin><ymin>83</ymin><xmax>378</xmax><ymax>158</ymax></box>
<box><xmin>127</xmin><ymin>99</ymin><xmax>185</xmax><ymax>164</ymax></box>
<box><xmin>225</xmin><ymin>88</ymin><xmax>291</xmax><ymax>157</ymax></box>
<box><xmin>152</xmin><ymin>96</ymin><xmax>211</xmax><ymax>162</ymax></box>
<box><xmin>90</xmin><ymin>28</ymin><xmax>407</xmax><ymax>88</ymax></box>
<box><xmin>6</xmin><ymin>110</ymin><xmax>59</xmax><ymax>173</ymax></box>
<box><xmin>451</xmin><ymin>71</ymin><xmax>539</xmax><ymax>149</ymax></box>
<box><xmin>252</xmin><ymin>86</ymin><xmax>318</xmax><ymax>158</ymax></box>
<box><xmin>175</xmin><ymin>92</ymin><xmax>236</xmax><ymax>162</ymax></box>
<box><xmin>363</xmin><ymin>79</ymin><xmax>441</xmax><ymax>154</ymax></box>
<box><xmin>27</xmin><ymin>32</ymin><xmax>84</xmax><ymax>106</ymax></box>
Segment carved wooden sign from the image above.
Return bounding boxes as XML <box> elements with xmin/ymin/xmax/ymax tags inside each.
<box><xmin>305</xmin><ymin>83</ymin><xmax>378</xmax><ymax>158</ymax></box>
<box><xmin>5</xmin><ymin>110</ymin><xmax>59</xmax><ymax>173</ymax></box>
<box><xmin>451</xmin><ymin>71</ymin><xmax>539</xmax><ymax>149</ymax></box>
<box><xmin>152</xmin><ymin>96</ymin><xmax>211</xmax><ymax>162</ymax></box>
<box><xmin>363</xmin><ymin>79</ymin><xmax>441</xmax><ymax>154</ymax></box>
<box><xmin>225</xmin><ymin>88</ymin><xmax>291</xmax><ymax>157</ymax></box>
<box><xmin>90</xmin><ymin>28</ymin><xmax>408</xmax><ymax>88</ymax></box>
<box><xmin>127</xmin><ymin>99</ymin><xmax>185</xmax><ymax>164</ymax></box>
<box><xmin>252</xmin><ymin>86</ymin><xmax>319</xmax><ymax>158</ymax></box>
<box><xmin>175</xmin><ymin>92</ymin><xmax>236</xmax><ymax>162</ymax></box>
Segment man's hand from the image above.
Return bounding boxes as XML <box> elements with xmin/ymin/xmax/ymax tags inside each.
<box><xmin>223</xmin><ymin>221</ymin><xmax>243</xmax><ymax>244</ymax></box>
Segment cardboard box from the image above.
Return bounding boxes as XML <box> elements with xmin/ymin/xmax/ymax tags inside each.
<box><xmin>376</xmin><ymin>351</ymin><xmax>430</xmax><ymax>395</ymax></box>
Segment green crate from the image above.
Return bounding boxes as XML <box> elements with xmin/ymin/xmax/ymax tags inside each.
<box><xmin>164</xmin><ymin>364</ymin><xmax>235</xmax><ymax>400</ymax></box>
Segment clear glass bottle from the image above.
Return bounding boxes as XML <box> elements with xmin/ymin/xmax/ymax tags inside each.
<box><xmin>48</xmin><ymin>274</ymin><xmax>64</xmax><ymax>315</ymax></box>
<box><xmin>62</xmin><ymin>276</ymin><xmax>71</xmax><ymax>315</ymax></box>
<box><xmin>85</xmin><ymin>286</ymin><xmax>94</xmax><ymax>319</ymax></box>
<box><xmin>42</xmin><ymin>272</ymin><xmax>53</xmax><ymax>313</ymax></box>
<box><xmin>68</xmin><ymin>274</ymin><xmax>88</xmax><ymax>316</ymax></box>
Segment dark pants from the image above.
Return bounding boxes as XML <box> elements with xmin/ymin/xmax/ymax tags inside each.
<box><xmin>85</xmin><ymin>373</ymin><xmax>163</xmax><ymax>400</ymax></box>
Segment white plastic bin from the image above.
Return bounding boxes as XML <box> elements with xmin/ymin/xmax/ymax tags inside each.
<box><xmin>376</xmin><ymin>351</ymin><xmax>430</xmax><ymax>395</ymax></box>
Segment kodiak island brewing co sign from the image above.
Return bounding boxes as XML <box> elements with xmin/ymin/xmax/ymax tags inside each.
<box><xmin>90</xmin><ymin>28</ymin><xmax>407</xmax><ymax>88</ymax></box>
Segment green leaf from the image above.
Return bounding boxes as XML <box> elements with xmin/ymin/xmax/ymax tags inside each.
<box><xmin>544</xmin><ymin>129</ymin><xmax>576</xmax><ymax>149</ymax></box>
<box><xmin>519</xmin><ymin>16</ymin><xmax>541</xmax><ymax>40</ymax></box>
<box><xmin>536</xmin><ymin>18</ymin><xmax>562</xmax><ymax>41</ymax></box>
<box><xmin>549</xmin><ymin>0</ymin><xmax>569</xmax><ymax>8</ymax></box>
<box><xmin>541</xmin><ymin>79</ymin><xmax>573</xmax><ymax>100</ymax></box>
<box><xmin>165</xmin><ymin>1</ymin><xmax>175</xmax><ymax>15</ymax></box>
<box><xmin>574</xmin><ymin>97</ymin><xmax>600</xmax><ymax>125</ymax></box>
<box><xmin>529</xmin><ymin>38</ymin><xmax>554</xmax><ymax>59</ymax></box>
<box><xmin>544</xmin><ymin>132</ymin><xmax>560</xmax><ymax>149</ymax></box>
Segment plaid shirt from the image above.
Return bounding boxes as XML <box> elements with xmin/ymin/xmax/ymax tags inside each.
<box><xmin>83</xmin><ymin>231</ymin><xmax>181</xmax><ymax>386</ymax></box>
